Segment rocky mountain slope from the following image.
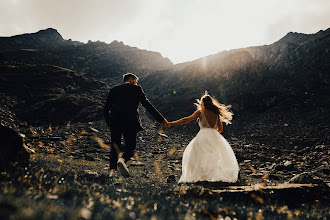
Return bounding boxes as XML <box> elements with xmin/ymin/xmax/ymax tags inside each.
<box><xmin>0</xmin><ymin>28</ymin><xmax>173</xmax><ymax>84</ymax></box>
<box><xmin>0</xmin><ymin>64</ymin><xmax>109</xmax><ymax>127</ymax></box>
<box><xmin>140</xmin><ymin>28</ymin><xmax>330</xmax><ymax>119</ymax></box>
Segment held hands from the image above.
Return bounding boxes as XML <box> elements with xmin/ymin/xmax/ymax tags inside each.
<box><xmin>163</xmin><ymin>119</ymin><xmax>171</xmax><ymax>128</ymax></box>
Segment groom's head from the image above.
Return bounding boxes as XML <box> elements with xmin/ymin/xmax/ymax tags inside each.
<box><xmin>123</xmin><ymin>73</ymin><xmax>139</xmax><ymax>85</ymax></box>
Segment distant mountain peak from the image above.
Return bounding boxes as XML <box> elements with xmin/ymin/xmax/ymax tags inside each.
<box><xmin>0</xmin><ymin>27</ymin><xmax>65</xmax><ymax>51</ymax></box>
<box><xmin>109</xmin><ymin>40</ymin><xmax>126</xmax><ymax>48</ymax></box>
<box><xmin>37</xmin><ymin>27</ymin><xmax>59</xmax><ymax>34</ymax></box>
<box><xmin>110</xmin><ymin>40</ymin><xmax>124</xmax><ymax>45</ymax></box>
<box><xmin>273</xmin><ymin>28</ymin><xmax>330</xmax><ymax>46</ymax></box>
<box><xmin>316</xmin><ymin>28</ymin><xmax>330</xmax><ymax>34</ymax></box>
<box><xmin>34</xmin><ymin>28</ymin><xmax>64</xmax><ymax>41</ymax></box>
<box><xmin>274</xmin><ymin>31</ymin><xmax>310</xmax><ymax>45</ymax></box>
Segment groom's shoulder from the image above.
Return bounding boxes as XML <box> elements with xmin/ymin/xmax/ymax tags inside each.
<box><xmin>111</xmin><ymin>84</ymin><xmax>128</xmax><ymax>91</ymax></box>
<box><xmin>129</xmin><ymin>84</ymin><xmax>143</xmax><ymax>91</ymax></box>
<box><xmin>107</xmin><ymin>84</ymin><xmax>124</xmax><ymax>95</ymax></box>
<box><xmin>111</xmin><ymin>84</ymin><xmax>142</xmax><ymax>92</ymax></box>
<box><xmin>110</xmin><ymin>84</ymin><xmax>122</xmax><ymax>90</ymax></box>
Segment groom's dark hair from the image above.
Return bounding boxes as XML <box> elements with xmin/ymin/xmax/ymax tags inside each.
<box><xmin>123</xmin><ymin>73</ymin><xmax>139</xmax><ymax>82</ymax></box>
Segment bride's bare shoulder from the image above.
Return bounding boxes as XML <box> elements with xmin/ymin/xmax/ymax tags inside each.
<box><xmin>193</xmin><ymin>109</ymin><xmax>202</xmax><ymax>118</ymax></box>
<box><xmin>194</xmin><ymin>109</ymin><xmax>202</xmax><ymax>115</ymax></box>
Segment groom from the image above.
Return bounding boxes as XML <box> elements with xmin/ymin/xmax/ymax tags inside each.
<box><xmin>104</xmin><ymin>73</ymin><xmax>168</xmax><ymax>177</ymax></box>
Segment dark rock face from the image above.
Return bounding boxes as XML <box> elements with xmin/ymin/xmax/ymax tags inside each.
<box><xmin>0</xmin><ymin>28</ymin><xmax>67</xmax><ymax>51</ymax></box>
<box><xmin>0</xmin><ymin>28</ymin><xmax>173</xmax><ymax>83</ymax></box>
<box><xmin>0</xmin><ymin>125</ymin><xmax>29</xmax><ymax>170</ymax></box>
<box><xmin>140</xmin><ymin>28</ymin><xmax>330</xmax><ymax>119</ymax></box>
<box><xmin>0</xmin><ymin>64</ymin><xmax>109</xmax><ymax>125</ymax></box>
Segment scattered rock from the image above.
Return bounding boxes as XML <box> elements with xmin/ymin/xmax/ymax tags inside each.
<box><xmin>49</xmin><ymin>136</ymin><xmax>63</xmax><ymax>141</ymax></box>
<box><xmin>167</xmin><ymin>175</ymin><xmax>176</xmax><ymax>183</ymax></box>
<box><xmin>130</xmin><ymin>161</ymin><xmax>144</xmax><ymax>166</ymax></box>
<box><xmin>268</xmin><ymin>174</ymin><xmax>282</xmax><ymax>181</ymax></box>
<box><xmin>287</xmin><ymin>172</ymin><xmax>325</xmax><ymax>184</ymax></box>
<box><xmin>284</xmin><ymin>160</ymin><xmax>292</xmax><ymax>166</ymax></box>
<box><xmin>275</xmin><ymin>162</ymin><xmax>296</xmax><ymax>171</ymax></box>
<box><xmin>84</xmin><ymin>170</ymin><xmax>100</xmax><ymax>177</ymax></box>
<box><xmin>89</xmin><ymin>127</ymin><xmax>99</xmax><ymax>132</ymax></box>
<box><xmin>158</xmin><ymin>132</ymin><xmax>168</xmax><ymax>138</ymax></box>
<box><xmin>269</xmin><ymin>163</ymin><xmax>277</xmax><ymax>170</ymax></box>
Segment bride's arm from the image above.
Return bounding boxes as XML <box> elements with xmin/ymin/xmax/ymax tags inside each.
<box><xmin>169</xmin><ymin>110</ymin><xmax>201</xmax><ymax>126</ymax></box>
<box><xmin>217</xmin><ymin>117</ymin><xmax>223</xmax><ymax>133</ymax></box>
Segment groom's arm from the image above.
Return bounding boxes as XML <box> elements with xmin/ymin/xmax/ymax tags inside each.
<box><xmin>138</xmin><ymin>86</ymin><xmax>165</xmax><ymax>123</ymax></box>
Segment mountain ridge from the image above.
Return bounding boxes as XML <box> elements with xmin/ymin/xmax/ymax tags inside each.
<box><xmin>0</xmin><ymin>28</ymin><xmax>173</xmax><ymax>81</ymax></box>
<box><xmin>140</xmin><ymin>27</ymin><xmax>330</xmax><ymax>119</ymax></box>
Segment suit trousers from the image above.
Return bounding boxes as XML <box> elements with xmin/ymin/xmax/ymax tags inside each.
<box><xmin>109</xmin><ymin>125</ymin><xmax>137</xmax><ymax>170</ymax></box>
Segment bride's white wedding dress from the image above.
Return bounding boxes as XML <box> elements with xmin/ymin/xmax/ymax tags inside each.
<box><xmin>178</xmin><ymin>110</ymin><xmax>239</xmax><ymax>183</ymax></box>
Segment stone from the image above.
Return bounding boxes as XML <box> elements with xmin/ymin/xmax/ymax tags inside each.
<box><xmin>284</xmin><ymin>160</ymin><xmax>292</xmax><ymax>166</ymax></box>
<box><xmin>0</xmin><ymin>125</ymin><xmax>30</xmax><ymax>171</ymax></box>
<box><xmin>167</xmin><ymin>174</ymin><xmax>176</xmax><ymax>183</ymax></box>
<box><xmin>287</xmin><ymin>172</ymin><xmax>325</xmax><ymax>184</ymax></box>
<box><xmin>130</xmin><ymin>161</ymin><xmax>144</xmax><ymax>166</ymax></box>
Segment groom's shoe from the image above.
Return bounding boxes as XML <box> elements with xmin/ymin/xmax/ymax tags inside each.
<box><xmin>117</xmin><ymin>158</ymin><xmax>129</xmax><ymax>178</ymax></box>
<box><xmin>109</xmin><ymin>170</ymin><xmax>116</xmax><ymax>178</ymax></box>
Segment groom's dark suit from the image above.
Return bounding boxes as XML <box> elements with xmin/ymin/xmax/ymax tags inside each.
<box><xmin>104</xmin><ymin>83</ymin><xmax>165</xmax><ymax>170</ymax></box>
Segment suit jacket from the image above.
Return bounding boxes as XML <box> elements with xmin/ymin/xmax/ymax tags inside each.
<box><xmin>104</xmin><ymin>83</ymin><xmax>165</xmax><ymax>132</ymax></box>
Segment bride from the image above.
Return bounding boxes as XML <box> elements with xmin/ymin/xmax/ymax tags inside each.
<box><xmin>168</xmin><ymin>92</ymin><xmax>239</xmax><ymax>183</ymax></box>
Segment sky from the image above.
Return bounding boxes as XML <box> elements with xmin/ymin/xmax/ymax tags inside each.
<box><xmin>1</xmin><ymin>0</ymin><xmax>330</xmax><ymax>64</ymax></box>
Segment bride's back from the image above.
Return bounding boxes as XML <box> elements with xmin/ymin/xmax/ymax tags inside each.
<box><xmin>199</xmin><ymin>109</ymin><xmax>218</xmax><ymax>128</ymax></box>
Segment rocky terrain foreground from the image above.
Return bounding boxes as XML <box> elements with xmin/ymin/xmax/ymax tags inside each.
<box><xmin>0</xmin><ymin>112</ymin><xmax>329</xmax><ymax>219</ymax></box>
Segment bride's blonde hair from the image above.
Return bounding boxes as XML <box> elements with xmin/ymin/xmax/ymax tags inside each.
<box><xmin>195</xmin><ymin>91</ymin><xmax>233</xmax><ymax>125</ymax></box>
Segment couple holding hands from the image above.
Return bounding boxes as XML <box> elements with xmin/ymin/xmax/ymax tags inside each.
<box><xmin>104</xmin><ymin>73</ymin><xmax>239</xmax><ymax>183</ymax></box>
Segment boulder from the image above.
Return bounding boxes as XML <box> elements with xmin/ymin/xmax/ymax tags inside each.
<box><xmin>0</xmin><ymin>125</ymin><xmax>31</xmax><ymax>171</ymax></box>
